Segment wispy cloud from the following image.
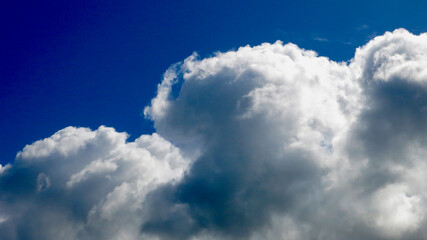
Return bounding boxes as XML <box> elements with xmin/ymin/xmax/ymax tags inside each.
<box><xmin>313</xmin><ymin>36</ymin><xmax>329</xmax><ymax>42</ymax></box>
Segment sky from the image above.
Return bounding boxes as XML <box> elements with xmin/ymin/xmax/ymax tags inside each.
<box><xmin>2</xmin><ymin>1</ymin><xmax>427</xmax><ymax>239</ymax></box>
<box><xmin>2</xmin><ymin>0</ymin><xmax>427</xmax><ymax>164</ymax></box>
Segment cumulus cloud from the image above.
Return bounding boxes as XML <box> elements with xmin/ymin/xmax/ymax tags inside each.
<box><xmin>0</xmin><ymin>126</ymin><xmax>189</xmax><ymax>240</ymax></box>
<box><xmin>2</xmin><ymin>29</ymin><xmax>427</xmax><ymax>239</ymax></box>
<box><xmin>142</xmin><ymin>40</ymin><xmax>360</xmax><ymax>240</ymax></box>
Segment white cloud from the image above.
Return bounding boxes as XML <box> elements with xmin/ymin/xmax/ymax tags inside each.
<box><xmin>373</xmin><ymin>184</ymin><xmax>424</xmax><ymax>237</ymax></box>
<box><xmin>2</xmin><ymin>29</ymin><xmax>427</xmax><ymax>239</ymax></box>
<box><xmin>0</xmin><ymin>126</ymin><xmax>189</xmax><ymax>240</ymax></box>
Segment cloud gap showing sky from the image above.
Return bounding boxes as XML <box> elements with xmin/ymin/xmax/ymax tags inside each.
<box><xmin>1</xmin><ymin>29</ymin><xmax>427</xmax><ymax>239</ymax></box>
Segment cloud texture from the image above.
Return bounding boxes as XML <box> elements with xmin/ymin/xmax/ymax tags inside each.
<box><xmin>2</xmin><ymin>29</ymin><xmax>427</xmax><ymax>239</ymax></box>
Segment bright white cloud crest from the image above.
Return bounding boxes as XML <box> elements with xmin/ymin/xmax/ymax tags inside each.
<box><xmin>2</xmin><ymin>29</ymin><xmax>427</xmax><ymax>239</ymax></box>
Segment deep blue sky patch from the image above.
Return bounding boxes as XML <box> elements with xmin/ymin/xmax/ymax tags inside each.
<box><xmin>1</xmin><ymin>0</ymin><xmax>427</xmax><ymax>164</ymax></box>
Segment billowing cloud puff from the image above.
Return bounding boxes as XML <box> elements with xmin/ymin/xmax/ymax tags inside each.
<box><xmin>2</xmin><ymin>29</ymin><xmax>427</xmax><ymax>239</ymax></box>
<box><xmin>0</xmin><ymin>126</ymin><xmax>189</xmax><ymax>240</ymax></box>
<box><xmin>143</xmin><ymin>39</ymin><xmax>360</xmax><ymax>240</ymax></box>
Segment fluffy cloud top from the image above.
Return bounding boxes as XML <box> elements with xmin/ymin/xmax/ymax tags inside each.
<box><xmin>0</xmin><ymin>126</ymin><xmax>189</xmax><ymax>240</ymax></box>
<box><xmin>1</xmin><ymin>29</ymin><xmax>427</xmax><ymax>239</ymax></box>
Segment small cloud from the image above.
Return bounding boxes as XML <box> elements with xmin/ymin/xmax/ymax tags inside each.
<box><xmin>313</xmin><ymin>37</ymin><xmax>329</xmax><ymax>42</ymax></box>
<box><xmin>357</xmin><ymin>24</ymin><xmax>369</xmax><ymax>31</ymax></box>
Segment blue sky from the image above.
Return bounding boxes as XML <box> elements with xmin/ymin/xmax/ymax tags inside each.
<box><xmin>2</xmin><ymin>1</ymin><xmax>427</xmax><ymax>239</ymax></box>
<box><xmin>2</xmin><ymin>0</ymin><xmax>427</xmax><ymax>164</ymax></box>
